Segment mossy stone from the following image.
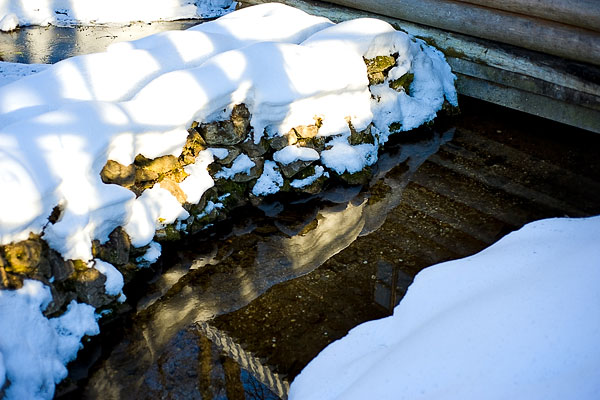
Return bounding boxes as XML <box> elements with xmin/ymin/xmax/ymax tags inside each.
<box><xmin>389</xmin><ymin>72</ymin><xmax>414</xmax><ymax>94</ymax></box>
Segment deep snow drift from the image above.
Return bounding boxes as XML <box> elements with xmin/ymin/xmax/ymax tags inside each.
<box><xmin>0</xmin><ymin>0</ymin><xmax>235</xmax><ymax>31</ymax></box>
<box><xmin>289</xmin><ymin>216</ymin><xmax>600</xmax><ymax>400</ymax></box>
<box><xmin>0</xmin><ymin>4</ymin><xmax>456</xmax><ymax>398</ymax></box>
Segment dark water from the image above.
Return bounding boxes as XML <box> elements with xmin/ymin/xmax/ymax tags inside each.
<box><xmin>3</xmin><ymin>22</ymin><xmax>599</xmax><ymax>400</ymax></box>
<box><xmin>56</xmin><ymin>98</ymin><xmax>600</xmax><ymax>399</ymax></box>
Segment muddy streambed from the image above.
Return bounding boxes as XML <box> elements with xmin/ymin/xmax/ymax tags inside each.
<box><xmin>2</xmin><ymin>23</ymin><xmax>600</xmax><ymax>400</ymax></box>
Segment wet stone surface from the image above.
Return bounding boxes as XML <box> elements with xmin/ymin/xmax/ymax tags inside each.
<box><xmin>55</xmin><ymin>97</ymin><xmax>600</xmax><ymax>399</ymax></box>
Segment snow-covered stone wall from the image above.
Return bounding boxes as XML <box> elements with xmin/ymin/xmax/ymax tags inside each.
<box><xmin>0</xmin><ymin>4</ymin><xmax>456</xmax><ymax>398</ymax></box>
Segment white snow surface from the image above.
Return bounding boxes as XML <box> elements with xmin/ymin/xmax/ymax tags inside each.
<box><xmin>137</xmin><ymin>241</ymin><xmax>162</xmax><ymax>265</ymax></box>
<box><xmin>0</xmin><ymin>280</ymin><xmax>99</xmax><ymax>399</ymax></box>
<box><xmin>0</xmin><ymin>0</ymin><xmax>235</xmax><ymax>29</ymax></box>
<box><xmin>273</xmin><ymin>145</ymin><xmax>320</xmax><ymax>164</ymax></box>
<box><xmin>252</xmin><ymin>160</ymin><xmax>284</xmax><ymax>196</ymax></box>
<box><xmin>93</xmin><ymin>259</ymin><xmax>124</xmax><ymax>297</ymax></box>
<box><xmin>290</xmin><ymin>216</ymin><xmax>600</xmax><ymax>400</ymax></box>
<box><xmin>0</xmin><ymin>3</ymin><xmax>455</xmax><ymax>263</ymax></box>
<box><xmin>215</xmin><ymin>153</ymin><xmax>255</xmax><ymax>179</ymax></box>
<box><xmin>0</xmin><ymin>12</ymin><xmax>18</xmax><ymax>31</ymax></box>
<box><xmin>0</xmin><ymin>61</ymin><xmax>48</xmax><ymax>87</ymax></box>
<box><xmin>290</xmin><ymin>165</ymin><xmax>328</xmax><ymax>188</ymax></box>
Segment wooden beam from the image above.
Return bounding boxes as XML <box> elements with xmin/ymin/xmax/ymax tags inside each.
<box><xmin>323</xmin><ymin>0</ymin><xmax>600</xmax><ymax>65</ymax></box>
<box><xmin>456</xmin><ymin>74</ymin><xmax>600</xmax><ymax>133</ymax></box>
<box><xmin>453</xmin><ymin>0</ymin><xmax>600</xmax><ymax>32</ymax></box>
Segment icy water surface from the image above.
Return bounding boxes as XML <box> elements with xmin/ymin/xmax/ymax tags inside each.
<box><xmin>0</xmin><ymin>20</ymin><xmax>201</xmax><ymax>64</ymax></box>
<box><xmin>2</xmin><ymin>22</ymin><xmax>599</xmax><ymax>400</ymax></box>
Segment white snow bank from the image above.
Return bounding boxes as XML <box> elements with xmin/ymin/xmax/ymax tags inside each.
<box><xmin>0</xmin><ymin>61</ymin><xmax>48</xmax><ymax>87</ymax></box>
<box><xmin>290</xmin><ymin>216</ymin><xmax>600</xmax><ymax>400</ymax></box>
<box><xmin>0</xmin><ymin>0</ymin><xmax>235</xmax><ymax>30</ymax></box>
<box><xmin>0</xmin><ymin>3</ymin><xmax>455</xmax><ymax>263</ymax></box>
<box><xmin>0</xmin><ymin>280</ymin><xmax>99</xmax><ymax>399</ymax></box>
<box><xmin>0</xmin><ymin>12</ymin><xmax>18</xmax><ymax>31</ymax></box>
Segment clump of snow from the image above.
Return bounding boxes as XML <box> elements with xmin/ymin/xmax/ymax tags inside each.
<box><xmin>0</xmin><ymin>0</ymin><xmax>236</xmax><ymax>28</ymax></box>
<box><xmin>180</xmin><ymin>149</ymin><xmax>215</xmax><ymax>204</ymax></box>
<box><xmin>252</xmin><ymin>160</ymin><xmax>284</xmax><ymax>196</ymax></box>
<box><xmin>273</xmin><ymin>145</ymin><xmax>320</xmax><ymax>165</ymax></box>
<box><xmin>124</xmin><ymin>185</ymin><xmax>190</xmax><ymax>248</ymax></box>
<box><xmin>0</xmin><ymin>13</ymin><xmax>18</xmax><ymax>31</ymax></box>
<box><xmin>215</xmin><ymin>153</ymin><xmax>255</xmax><ymax>179</ymax></box>
<box><xmin>209</xmin><ymin>147</ymin><xmax>229</xmax><ymax>160</ymax></box>
<box><xmin>290</xmin><ymin>216</ymin><xmax>600</xmax><ymax>400</ymax></box>
<box><xmin>291</xmin><ymin>165</ymin><xmax>328</xmax><ymax>188</ymax></box>
<box><xmin>320</xmin><ymin>140</ymin><xmax>379</xmax><ymax>174</ymax></box>
<box><xmin>0</xmin><ymin>280</ymin><xmax>99</xmax><ymax>399</ymax></box>
<box><xmin>136</xmin><ymin>241</ymin><xmax>162</xmax><ymax>266</ymax></box>
<box><xmin>93</xmin><ymin>259</ymin><xmax>125</xmax><ymax>300</ymax></box>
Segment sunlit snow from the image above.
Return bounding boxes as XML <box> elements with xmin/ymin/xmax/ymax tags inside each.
<box><xmin>290</xmin><ymin>216</ymin><xmax>600</xmax><ymax>400</ymax></box>
<box><xmin>0</xmin><ymin>3</ymin><xmax>459</xmax><ymax>398</ymax></box>
<box><xmin>0</xmin><ymin>3</ymin><xmax>456</xmax><ymax>262</ymax></box>
<box><xmin>0</xmin><ymin>0</ymin><xmax>236</xmax><ymax>31</ymax></box>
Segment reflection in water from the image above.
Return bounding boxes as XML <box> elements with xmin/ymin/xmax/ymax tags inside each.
<box><xmin>374</xmin><ymin>260</ymin><xmax>413</xmax><ymax>312</ymax></box>
<box><xmin>80</xmin><ymin>129</ymin><xmax>453</xmax><ymax>398</ymax></box>
<box><xmin>196</xmin><ymin>322</ymin><xmax>288</xmax><ymax>399</ymax></box>
<box><xmin>137</xmin><ymin>325</ymin><xmax>281</xmax><ymax>400</ymax></box>
<box><xmin>0</xmin><ymin>21</ymin><xmax>201</xmax><ymax>64</ymax></box>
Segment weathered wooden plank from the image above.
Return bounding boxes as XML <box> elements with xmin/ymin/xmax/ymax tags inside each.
<box><xmin>456</xmin><ymin>74</ymin><xmax>600</xmax><ymax>133</ymax></box>
<box><xmin>324</xmin><ymin>0</ymin><xmax>600</xmax><ymax>65</ymax></box>
<box><xmin>448</xmin><ymin>58</ymin><xmax>600</xmax><ymax>112</ymax></box>
<box><xmin>454</xmin><ymin>0</ymin><xmax>600</xmax><ymax>32</ymax></box>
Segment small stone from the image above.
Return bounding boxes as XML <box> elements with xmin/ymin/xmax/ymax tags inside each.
<box><xmin>93</xmin><ymin>227</ymin><xmax>131</xmax><ymax>266</ymax></box>
<box><xmin>296</xmin><ymin>136</ymin><xmax>326</xmax><ymax>152</ymax></box>
<box><xmin>365</xmin><ymin>55</ymin><xmax>396</xmax><ymax>85</ymax></box>
<box><xmin>199</xmin><ymin>104</ymin><xmax>250</xmax><ymax>146</ymax></box>
<box><xmin>155</xmin><ymin>225</ymin><xmax>181</xmax><ymax>242</ymax></box>
<box><xmin>231</xmin><ymin>157</ymin><xmax>264</xmax><ymax>183</ymax></box>
<box><xmin>291</xmin><ymin>125</ymin><xmax>318</xmax><ymax>139</ymax></box>
<box><xmin>100</xmin><ymin>160</ymin><xmax>136</xmax><ymax>187</ymax></box>
<box><xmin>389</xmin><ymin>72</ymin><xmax>414</xmax><ymax>94</ymax></box>
<box><xmin>239</xmin><ymin>136</ymin><xmax>269</xmax><ymax>157</ymax></box>
<box><xmin>135</xmin><ymin>167</ymin><xmax>159</xmax><ymax>183</ymax></box>
<box><xmin>179</xmin><ymin>128</ymin><xmax>207</xmax><ymax>164</ymax></box>
<box><xmin>214</xmin><ymin>146</ymin><xmax>240</xmax><ymax>165</ymax></box>
<box><xmin>137</xmin><ymin>154</ymin><xmax>180</xmax><ymax>175</ymax></box>
<box><xmin>160</xmin><ymin>178</ymin><xmax>187</xmax><ymax>204</ymax></box>
<box><xmin>349</xmin><ymin>124</ymin><xmax>375</xmax><ymax>145</ymax></box>
<box><xmin>278</xmin><ymin>159</ymin><xmax>315</xmax><ymax>179</ymax></box>
<box><xmin>339</xmin><ymin>167</ymin><xmax>372</xmax><ymax>185</ymax></box>
<box><xmin>49</xmin><ymin>250</ymin><xmax>73</xmax><ymax>282</ymax></box>
<box><xmin>3</xmin><ymin>240</ymin><xmax>43</xmax><ymax>275</ymax></box>
<box><xmin>70</xmin><ymin>264</ymin><xmax>113</xmax><ymax>308</ymax></box>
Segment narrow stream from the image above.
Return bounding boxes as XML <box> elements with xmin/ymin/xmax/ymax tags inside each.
<box><xmin>68</xmin><ymin>99</ymin><xmax>600</xmax><ymax>399</ymax></box>
<box><xmin>2</xmin><ymin>23</ymin><xmax>600</xmax><ymax>400</ymax></box>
